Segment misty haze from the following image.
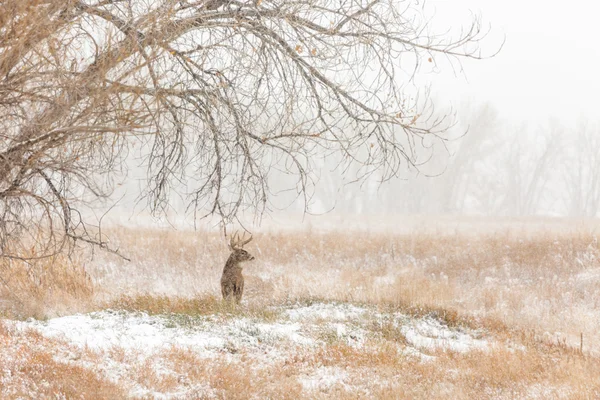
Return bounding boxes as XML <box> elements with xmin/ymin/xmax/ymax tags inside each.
<box><xmin>1</xmin><ymin>1</ymin><xmax>599</xmax><ymax>399</ymax></box>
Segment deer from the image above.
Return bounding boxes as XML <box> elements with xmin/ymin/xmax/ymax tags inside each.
<box><xmin>220</xmin><ymin>232</ymin><xmax>254</xmax><ymax>303</ymax></box>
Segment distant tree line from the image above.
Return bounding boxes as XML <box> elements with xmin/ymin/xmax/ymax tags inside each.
<box><xmin>313</xmin><ymin>105</ymin><xmax>600</xmax><ymax>218</ymax></box>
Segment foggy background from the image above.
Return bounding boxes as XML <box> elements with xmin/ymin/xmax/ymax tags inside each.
<box><xmin>105</xmin><ymin>0</ymin><xmax>600</xmax><ymax>224</ymax></box>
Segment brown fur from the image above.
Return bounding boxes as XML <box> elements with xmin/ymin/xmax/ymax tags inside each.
<box><xmin>220</xmin><ymin>235</ymin><xmax>254</xmax><ymax>303</ymax></box>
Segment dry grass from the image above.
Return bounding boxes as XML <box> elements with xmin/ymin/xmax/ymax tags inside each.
<box><xmin>90</xmin><ymin>226</ymin><xmax>600</xmax><ymax>350</ymax></box>
<box><xmin>0</xmin><ymin>321</ymin><xmax>126</xmax><ymax>399</ymax></box>
<box><xmin>109</xmin><ymin>293</ymin><xmax>226</xmax><ymax>315</ymax></box>
<box><xmin>4</xmin><ymin>317</ymin><xmax>597</xmax><ymax>399</ymax></box>
<box><xmin>0</xmin><ymin>253</ymin><xmax>94</xmax><ymax>319</ymax></box>
<box><xmin>3</xmin><ymin>220</ymin><xmax>600</xmax><ymax>398</ymax></box>
<box><xmin>107</xmin><ymin>293</ymin><xmax>281</xmax><ymax>321</ymax></box>
<box><xmin>129</xmin><ymin>346</ymin><xmax>305</xmax><ymax>399</ymax></box>
<box><xmin>53</xmin><ymin>332</ymin><xmax>595</xmax><ymax>400</ymax></box>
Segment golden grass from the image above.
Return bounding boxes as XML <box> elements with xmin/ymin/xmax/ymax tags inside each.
<box><xmin>88</xmin><ymin>227</ymin><xmax>600</xmax><ymax>349</ymax></box>
<box><xmin>0</xmin><ymin>253</ymin><xmax>94</xmax><ymax>319</ymax></box>
<box><xmin>0</xmin><ymin>321</ymin><xmax>126</xmax><ymax>399</ymax></box>
<box><xmin>3</xmin><ymin>221</ymin><xmax>600</xmax><ymax>398</ymax></box>
<box><xmin>97</xmin><ymin>335</ymin><xmax>598</xmax><ymax>400</ymax></box>
<box><xmin>297</xmin><ymin>339</ymin><xmax>600</xmax><ymax>399</ymax></box>
<box><xmin>109</xmin><ymin>293</ymin><xmax>225</xmax><ymax>315</ymax></box>
<box><xmin>107</xmin><ymin>293</ymin><xmax>281</xmax><ymax>321</ymax></box>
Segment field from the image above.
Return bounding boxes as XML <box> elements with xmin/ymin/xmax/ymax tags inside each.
<box><xmin>2</xmin><ymin>217</ymin><xmax>600</xmax><ymax>399</ymax></box>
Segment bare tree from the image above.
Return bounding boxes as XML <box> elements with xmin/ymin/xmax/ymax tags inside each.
<box><xmin>500</xmin><ymin>124</ymin><xmax>562</xmax><ymax>216</ymax></box>
<box><xmin>0</xmin><ymin>0</ymin><xmax>493</xmax><ymax>260</ymax></box>
<box><xmin>436</xmin><ymin>103</ymin><xmax>502</xmax><ymax>214</ymax></box>
<box><xmin>561</xmin><ymin>119</ymin><xmax>600</xmax><ymax>217</ymax></box>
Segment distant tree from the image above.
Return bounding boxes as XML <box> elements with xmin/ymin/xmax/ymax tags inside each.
<box><xmin>0</xmin><ymin>0</ymin><xmax>493</xmax><ymax>260</ymax></box>
<box><xmin>561</xmin><ymin>120</ymin><xmax>600</xmax><ymax>217</ymax></box>
<box><xmin>438</xmin><ymin>103</ymin><xmax>502</xmax><ymax>214</ymax></box>
<box><xmin>500</xmin><ymin>124</ymin><xmax>562</xmax><ymax>216</ymax></box>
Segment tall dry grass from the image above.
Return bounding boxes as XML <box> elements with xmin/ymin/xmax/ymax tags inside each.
<box><xmin>3</xmin><ymin>220</ymin><xmax>600</xmax><ymax>398</ymax></box>
<box><xmin>88</xmin><ymin>226</ymin><xmax>600</xmax><ymax>353</ymax></box>
<box><xmin>0</xmin><ymin>252</ymin><xmax>94</xmax><ymax>319</ymax></box>
<box><xmin>0</xmin><ymin>322</ymin><xmax>126</xmax><ymax>399</ymax></box>
<box><xmin>3</xmin><ymin>224</ymin><xmax>600</xmax><ymax>352</ymax></box>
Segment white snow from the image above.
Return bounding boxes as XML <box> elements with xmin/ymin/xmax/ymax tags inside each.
<box><xmin>14</xmin><ymin>311</ymin><xmax>313</xmax><ymax>355</ymax></box>
<box><xmin>575</xmin><ymin>268</ymin><xmax>600</xmax><ymax>282</ymax></box>
<box><xmin>298</xmin><ymin>366</ymin><xmax>350</xmax><ymax>392</ymax></box>
<box><xmin>13</xmin><ymin>304</ymin><xmax>489</xmax><ymax>357</ymax></box>
<box><xmin>5</xmin><ymin>303</ymin><xmax>492</xmax><ymax>398</ymax></box>
<box><xmin>285</xmin><ymin>302</ymin><xmax>369</xmax><ymax>322</ymax></box>
<box><xmin>253</xmin><ymin>321</ymin><xmax>315</xmax><ymax>346</ymax></box>
<box><xmin>400</xmin><ymin>317</ymin><xmax>488</xmax><ymax>353</ymax></box>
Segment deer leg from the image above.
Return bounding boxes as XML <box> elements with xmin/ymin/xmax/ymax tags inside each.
<box><xmin>234</xmin><ymin>280</ymin><xmax>244</xmax><ymax>303</ymax></box>
<box><xmin>221</xmin><ymin>282</ymin><xmax>234</xmax><ymax>300</ymax></box>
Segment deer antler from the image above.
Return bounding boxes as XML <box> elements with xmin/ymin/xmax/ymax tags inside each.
<box><xmin>229</xmin><ymin>231</ymin><xmax>252</xmax><ymax>250</ymax></box>
<box><xmin>239</xmin><ymin>232</ymin><xmax>253</xmax><ymax>247</ymax></box>
<box><xmin>229</xmin><ymin>232</ymin><xmax>236</xmax><ymax>250</ymax></box>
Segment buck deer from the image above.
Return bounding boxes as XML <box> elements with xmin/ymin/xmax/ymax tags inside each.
<box><xmin>221</xmin><ymin>232</ymin><xmax>254</xmax><ymax>303</ymax></box>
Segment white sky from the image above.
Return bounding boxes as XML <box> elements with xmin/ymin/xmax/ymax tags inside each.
<box><xmin>425</xmin><ymin>0</ymin><xmax>600</xmax><ymax>125</ymax></box>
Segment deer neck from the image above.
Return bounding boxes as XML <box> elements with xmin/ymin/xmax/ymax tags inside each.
<box><xmin>224</xmin><ymin>254</ymin><xmax>242</xmax><ymax>272</ymax></box>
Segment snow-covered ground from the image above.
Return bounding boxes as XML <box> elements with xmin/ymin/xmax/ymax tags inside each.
<box><xmin>16</xmin><ymin>303</ymin><xmax>490</xmax><ymax>357</ymax></box>
<box><xmin>4</xmin><ymin>302</ymin><xmax>492</xmax><ymax>399</ymax></box>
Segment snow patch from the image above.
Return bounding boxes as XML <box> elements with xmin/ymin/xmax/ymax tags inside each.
<box><xmin>253</xmin><ymin>321</ymin><xmax>314</xmax><ymax>346</ymax></box>
<box><xmin>400</xmin><ymin>317</ymin><xmax>488</xmax><ymax>353</ymax></box>
<box><xmin>15</xmin><ymin>311</ymin><xmax>313</xmax><ymax>356</ymax></box>
<box><xmin>286</xmin><ymin>302</ymin><xmax>368</xmax><ymax>322</ymax></box>
<box><xmin>14</xmin><ymin>305</ymin><xmax>490</xmax><ymax>358</ymax></box>
<box><xmin>7</xmin><ymin>303</ymin><xmax>492</xmax><ymax>398</ymax></box>
<box><xmin>575</xmin><ymin>268</ymin><xmax>600</xmax><ymax>282</ymax></box>
<box><xmin>299</xmin><ymin>366</ymin><xmax>349</xmax><ymax>392</ymax></box>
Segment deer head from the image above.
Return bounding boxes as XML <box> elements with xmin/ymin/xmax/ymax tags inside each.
<box><xmin>228</xmin><ymin>232</ymin><xmax>254</xmax><ymax>262</ymax></box>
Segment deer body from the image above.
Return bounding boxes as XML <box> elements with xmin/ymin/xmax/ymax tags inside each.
<box><xmin>221</xmin><ymin>233</ymin><xmax>254</xmax><ymax>303</ymax></box>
